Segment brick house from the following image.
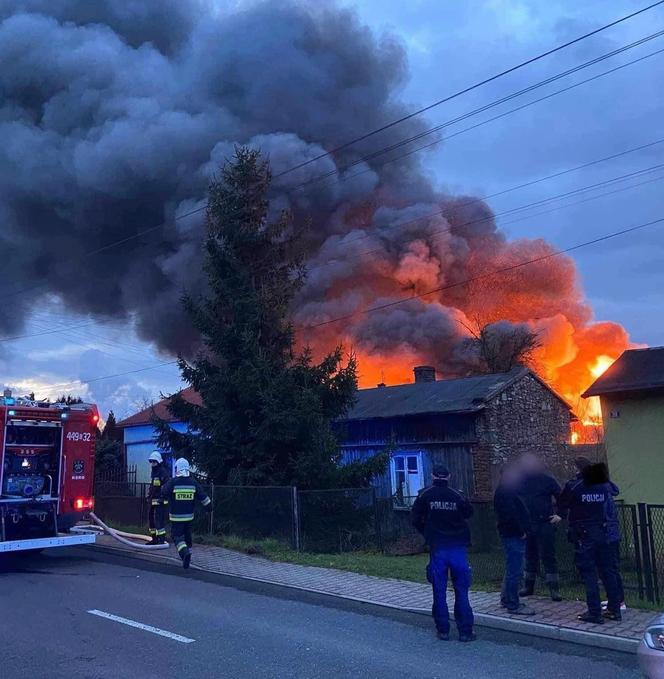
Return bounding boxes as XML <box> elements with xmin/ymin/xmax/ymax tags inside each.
<box><xmin>337</xmin><ymin>366</ymin><xmax>572</xmax><ymax>501</ymax></box>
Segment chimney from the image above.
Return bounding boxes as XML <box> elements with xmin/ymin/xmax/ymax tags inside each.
<box><xmin>413</xmin><ymin>366</ymin><xmax>436</xmax><ymax>383</ymax></box>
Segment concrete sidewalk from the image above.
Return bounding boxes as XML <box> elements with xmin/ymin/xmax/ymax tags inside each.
<box><xmin>90</xmin><ymin>535</ymin><xmax>654</xmax><ymax>653</ymax></box>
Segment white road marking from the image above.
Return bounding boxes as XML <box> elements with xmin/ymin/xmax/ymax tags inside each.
<box><xmin>87</xmin><ymin>609</ymin><xmax>195</xmax><ymax>644</ymax></box>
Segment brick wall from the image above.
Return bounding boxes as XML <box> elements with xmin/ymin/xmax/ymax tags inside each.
<box><xmin>472</xmin><ymin>372</ymin><xmax>572</xmax><ymax>498</ymax></box>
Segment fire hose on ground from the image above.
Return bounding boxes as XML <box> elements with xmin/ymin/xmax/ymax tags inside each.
<box><xmin>70</xmin><ymin>512</ymin><xmax>170</xmax><ymax>550</ymax></box>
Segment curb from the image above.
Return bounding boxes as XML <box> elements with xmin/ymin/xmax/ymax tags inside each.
<box><xmin>86</xmin><ymin>543</ymin><xmax>640</xmax><ymax>655</ymax></box>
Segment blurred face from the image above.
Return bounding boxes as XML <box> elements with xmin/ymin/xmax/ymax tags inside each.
<box><xmin>501</xmin><ymin>465</ymin><xmax>522</xmax><ymax>489</ymax></box>
<box><xmin>520</xmin><ymin>453</ymin><xmax>542</xmax><ymax>474</ymax></box>
<box><xmin>149</xmin><ymin>460</ymin><xmax>158</xmax><ymax>467</ymax></box>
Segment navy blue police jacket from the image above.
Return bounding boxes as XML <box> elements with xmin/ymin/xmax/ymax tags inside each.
<box><xmin>411</xmin><ymin>479</ymin><xmax>473</xmax><ymax>549</ymax></box>
<box><xmin>558</xmin><ymin>465</ymin><xmax>620</xmax><ymax>544</ymax></box>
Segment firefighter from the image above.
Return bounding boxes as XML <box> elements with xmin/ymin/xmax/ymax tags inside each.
<box><xmin>147</xmin><ymin>451</ymin><xmax>170</xmax><ymax>545</ymax></box>
<box><xmin>411</xmin><ymin>465</ymin><xmax>475</xmax><ymax>642</ymax></box>
<box><xmin>558</xmin><ymin>460</ymin><xmax>622</xmax><ymax>624</ymax></box>
<box><xmin>161</xmin><ymin>458</ymin><xmax>211</xmax><ymax>569</ymax></box>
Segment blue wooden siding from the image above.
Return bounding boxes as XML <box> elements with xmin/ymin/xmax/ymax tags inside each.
<box><xmin>123</xmin><ymin>422</ymin><xmax>189</xmax><ymax>483</ymax></box>
<box><xmin>340</xmin><ymin>444</ymin><xmax>474</xmax><ymax>497</ymax></box>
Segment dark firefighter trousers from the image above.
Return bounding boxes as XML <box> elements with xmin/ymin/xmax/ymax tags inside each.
<box><xmin>148</xmin><ymin>501</ymin><xmax>167</xmax><ymax>538</ymax></box>
<box><xmin>171</xmin><ymin>520</ymin><xmax>193</xmax><ymax>560</ymax></box>
<box><xmin>524</xmin><ymin>521</ymin><xmax>558</xmax><ymax>585</ymax></box>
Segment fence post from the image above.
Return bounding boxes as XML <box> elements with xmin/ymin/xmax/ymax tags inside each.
<box><xmin>292</xmin><ymin>486</ymin><xmax>301</xmax><ymax>552</ymax></box>
<box><xmin>209</xmin><ymin>484</ymin><xmax>215</xmax><ymax>535</ymax></box>
<box><xmin>646</xmin><ymin>504</ymin><xmax>661</xmax><ymax>605</ymax></box>
<box><xmin>638</xmin><ymin>502</ymin><xmax>656</xmax><ymax>603</ymax></box>
<box><xmin>629</xmin><ymin>505</ymin><xmax>645</xmax><ymax>600</ymax></box>
<box><xmin>372</xmin><ymin>488</ymin><xmax>382</xmax><ymax>552</ymax></box>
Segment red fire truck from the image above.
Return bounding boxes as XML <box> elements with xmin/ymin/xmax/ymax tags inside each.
<box><xmin>0</xmin><ymin>390</ymin><xmax>98</xmax><ymax>553</ymax></box>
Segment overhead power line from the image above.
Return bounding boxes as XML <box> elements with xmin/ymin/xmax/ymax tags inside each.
<box><xmin>37</xmin><ymin>360</ymin><xmax>180</xmax><ymax>395</ymax></box>
<box><xmin>274</xmin><ymin>0</ymin><xmax>664</xmax><ymax>178</ymax></box>
<box><xmin>307</xmin><ymin>215</ymin><xmax>664</xmax><ymax>329</ymax></box>
<box><xmin>3</xmin><ymin>31</ymin><xmax>663</xmax><ymax>306</ymax></box>
<box><xmin>31</xmin><ymin>210</ymin><xmax>664</xmax><ymax>390</ymax></box>
<box><xmin>311</xmin><ymin>135</ymin><xmax>664</xmax><ymax>252</ymax></box>
<box><xmin>6</xmin><ymin>139</ymin><xmax>664</xmax><ymax>345</ymax></box>
<box><xmin>293</xmin><ymin>30</ymin><xmax>664</xmax><ymax>190</ymax></box>
<box><xmin>341</xmin><ymin>162</ymin><xmax>664</xmax><ymax>264</ymax></box>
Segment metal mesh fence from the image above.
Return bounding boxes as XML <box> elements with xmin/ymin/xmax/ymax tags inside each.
<box><xmin>94</xmin><ymin>482</ymin><xmax>149</xmax><ymax>528</ymax></box>
<box><xmin>211</xmin><ymin>486</ymin><xmax>295</xmax><ymax>546</ymax></box>
<box><xmin>647</xmin><ymin>504</ymin><xmax>664</xmax><ymax>603</ymax></box>
<box><xmin>92</xmin><ymin>482</ymin><xmax>656</xmax><ymax>603</ymax></box>
<box><xmin>298</xmin><ymin>488</ymin><xmax>378</xmax><ymax>553</ymax></box>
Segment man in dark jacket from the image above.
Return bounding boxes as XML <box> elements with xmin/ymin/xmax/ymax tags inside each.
<box><xmin>147</xmin><ymin>451</ymin><xmax>170</xmax><ymax>545</ymax></box>
<box><xmin>558</xmin><ymin>460</ymin><xmax>622</xmax><ymax>623</ymax></box>
<box><xmin>494</xmin><ymin>464</ymin><xmax>535</xmax><ymax>615</ymax></box>
<box><xmin>161</xmin><ymin>458</ymin><xmax>212</xmax><ymax>569</ymax></box>
<box><xmin>412</xmin><ymin>465</ymin><xmax>475</xmax><ymax>642</ymax></box>
<box><xmin>517</xmin><ymin>453</ymin><xmax>562</xmax><ymax>601</ymax></box>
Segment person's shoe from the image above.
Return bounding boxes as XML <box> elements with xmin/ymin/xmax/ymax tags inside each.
<box><xmin>508</xmin><ymin>604</ymin><xmax>536</xmax><ymax>616</ymax></box>
<box><xmin>458</xmin><ymin>633</ymin><xmax>477</xmax><ymax>643</ymax></box>
<box><xmin>602</xmin><ymin>600</ymin><xmax>627</xmax><ymax>612</ymax></box>
<box><xmin>182</xmin><ymin>551</ymin><xmax>191</xmax><ymax>570</ymax></box>
<box><xmin>577</xmin><ymin>611</ymin><xmax>604</xmax><ymax>624</ymax></box>
<box><xmin>437</xmin><ymin>631</ymin><xmax>450</xmax><ymax>641</ymax></box>
<box><xmin>548</xmin><ymin>585</ymin><xmax>563</xmax><ymax>602</ymax></box>
<box><xmin>519</xmin><ymin>582</ymin><xmax>535</xmax><ymax>597</ymax></box>
<box><xmin>602</xmin><ymin>610</ymin><xmax>622</xmax><ymax>622</ymax></box>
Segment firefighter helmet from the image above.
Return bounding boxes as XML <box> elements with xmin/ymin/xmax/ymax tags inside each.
<box><xmin>175</xmin><ymin>458</ymin><xmax>191</xmax><ymax>477</ymax></box>
<box><xmin>148</xmin><ymin>451</ymin><xmax>163</xmax><ymax>464</ymax></box>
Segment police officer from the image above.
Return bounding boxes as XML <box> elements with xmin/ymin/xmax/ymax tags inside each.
<box><xmin>558</xmin><ymin>460</ymin><xmax>622</xmax><ymax>623</ymax></box>
<box><xmin>147</xmin><ymin>451</ymin><xmax>170</xmax><ymax>545</ymax></box>
<box><xmin>412</xmin><ymin>465</ymin><xmax>475</xmax><ymax>642</ymax></box>
<box><xmin>161</xmin><ymin>458</ymin><xmax>212</xmax><ymax>569</ymax></box>
<box><xmin>517</xmin><ymin>453</ymin><xmax>563</xmax><ymax>601</ymax></box>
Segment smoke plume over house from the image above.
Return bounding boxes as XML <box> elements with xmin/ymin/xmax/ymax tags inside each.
<box><xmin>0</xmin><ymin>1</ymin><xmax>630</xmax><ymax>419</ymax></box>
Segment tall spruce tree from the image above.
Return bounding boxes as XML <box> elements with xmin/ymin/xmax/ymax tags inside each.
<box><xmin>156</xmin><ymin>148</ymin><xmax>385</xmax><ymax>488</ymax></box>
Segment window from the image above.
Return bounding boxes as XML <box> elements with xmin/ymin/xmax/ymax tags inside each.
<box><xmin>390</xmin><ymin>452</ymin><xmax>424</xmax><ymax>508</ymax></box>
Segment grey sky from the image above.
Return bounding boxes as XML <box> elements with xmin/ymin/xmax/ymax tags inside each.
<box><xmin>1</xmin><ymin>0</ymin><xmax>663</xmax><ymax>420</ymax></box>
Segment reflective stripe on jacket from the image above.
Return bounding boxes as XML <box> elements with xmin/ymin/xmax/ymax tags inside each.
<box><xmin>162</xmin><ymin>476</ymin><xmax>211</xmax><ymax>522</ymax></box>
<box><xmin>148</xmin><ymin>463</ymin><xmax>171</xmax><ymax>503</ymax></box>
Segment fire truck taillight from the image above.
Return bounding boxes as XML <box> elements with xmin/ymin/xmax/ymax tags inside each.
<box><xmin>92</xmin><ymin>414</ymin><xmax>99</xmax><ymax>424</ymax></box>
<box><xmin>73</xmin><ymin>497</ymin><xmax>94</xmax><ymax>511</ymax></box>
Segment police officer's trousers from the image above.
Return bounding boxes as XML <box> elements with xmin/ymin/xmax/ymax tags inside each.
<box><xmin>171</xmin><ymin>521</ymin><xmax>193</xmax><ymax>560</ymax></box>
<box><xmin>148</xmin><ymin>501</ymin><xmax>167</xmax><ymax>538</ymax></box>
<box><xmin>525</xmin><ymin>522</ymin><xmax>558</xmax><ymax>585</ymax></box>
<box><xmin>427</xmin><ymin>546</ymin><xmax>474</xmax><ymax>636</ymax></box>
<box><xmin>575</xmin><ymin>539</ymin><xmax>621</xmax><ymax>616</ymax></box>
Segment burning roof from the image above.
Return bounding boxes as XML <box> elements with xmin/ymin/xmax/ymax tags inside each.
<box><xmin>583</xmin><ymin>347</ymin><xmax>664</xmax><ymax>397</ymax></box>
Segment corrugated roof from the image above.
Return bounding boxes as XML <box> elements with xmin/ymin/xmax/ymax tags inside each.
<box><xmin>345</xmin><ymin>367</ymin><xmax>531</xmax><ymax>420</ymax></box>
<box><xmin>117</xmin><ymin>387</ymin><xmax>201</xmax><ymax>427</ymax></box>
<box><xmin>583</xmin><ymin>347</ymin><xmax>664</xmax><ymax>397</ymax></box>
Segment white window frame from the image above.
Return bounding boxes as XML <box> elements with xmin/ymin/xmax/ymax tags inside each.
<box><xmin>390</xmin><ymin>452</ymin><xmax>424</xmax><ymax>508</ymax></box>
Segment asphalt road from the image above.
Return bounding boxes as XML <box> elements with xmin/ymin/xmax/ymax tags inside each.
<box><xmin>0</xmin><ymin>549</ymin><xmax>641</xmax><ymax>679</ymax></box>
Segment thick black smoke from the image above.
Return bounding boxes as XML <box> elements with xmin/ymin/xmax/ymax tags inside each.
<box><xmin>0</xmin><ymin>0</ymin><xmax>448</xmax><ymax>352</ymax></box>
<box><xmin>0</xmin><ymin>1</ymin><xmax>620</xmax><ymax>387</ymax></box>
